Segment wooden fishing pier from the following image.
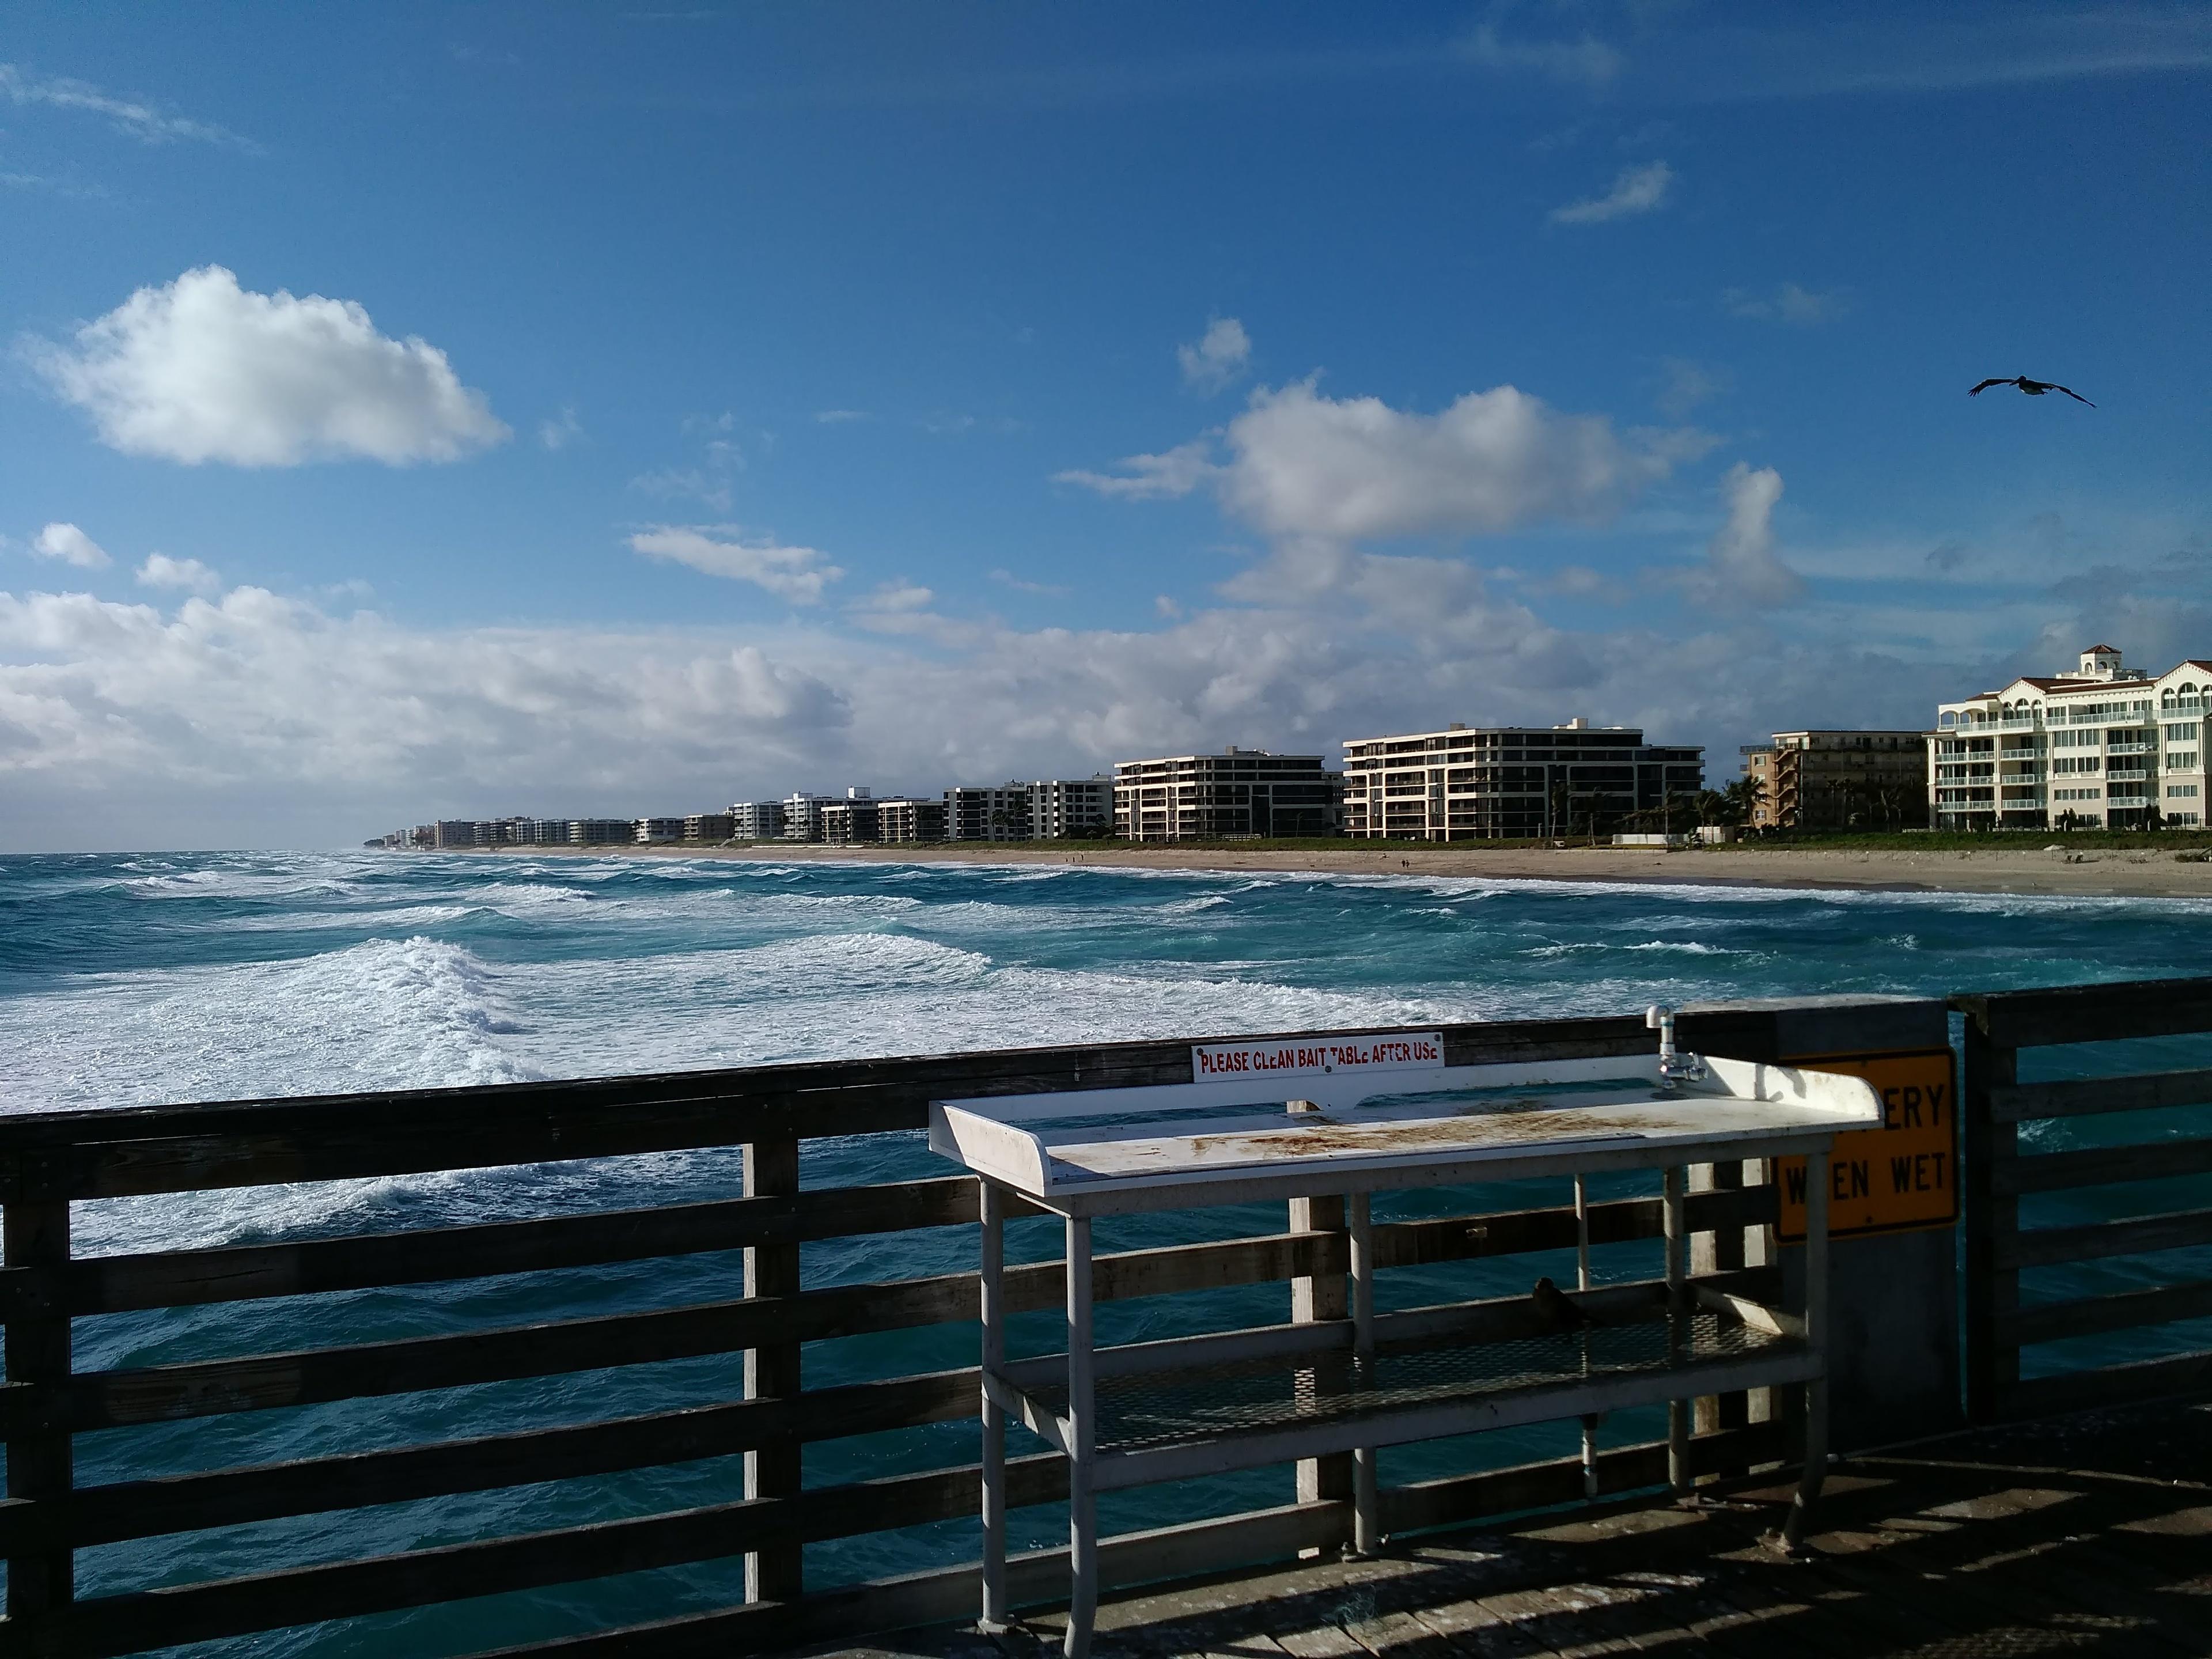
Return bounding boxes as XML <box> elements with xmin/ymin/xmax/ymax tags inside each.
<box><xmin>820</xmin><ymin>1392</ymin><xmax>2212</xmax><ymax>1658</ymax></box>
<box><xmin>2</xmin><ymin>978</ymin><xmax>2209</xmax><ymax>1657</ymax></box>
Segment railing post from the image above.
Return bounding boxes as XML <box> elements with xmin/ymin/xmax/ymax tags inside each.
<box><xmin>1962</xmin><ymin>1017</ymin><xmax>2018</xmax><ymax>1424</ymax></box>
<box><xmin>1690</xmin><ymin>1160</ymin><xmax>1752</xmax><ymax>1451</ymax></box>
<box><xmin>744</xmin><ymin>1131</ymin><xmax>802</xmax><ymax>1603</ymax></box>
<box><xmin>1289</xmin><ymin>1192</ymin><xmax>1351</xmax><ymax>1546</ymax></box>
<box><xmin>5</xmin><ymin>1187</ymin><xmax>73</xmax><ymax>1618</ymax></box>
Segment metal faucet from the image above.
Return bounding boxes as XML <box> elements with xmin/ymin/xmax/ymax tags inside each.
<box><xmin>1647</xmin><ymin>1004</ymin><xmax>1707</xmax><ymax>1089</ymax></box>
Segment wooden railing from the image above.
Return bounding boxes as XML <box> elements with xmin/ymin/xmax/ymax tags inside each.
<box><xmin>1956</xmin><ymin>976</ymin><xmax>2212</xmax><ymax>1425</ymax></box>
<box><xmin>0</xmin><ymin>1013</ymin><xmax>1800</xmax><ymax>1658</ymax></box>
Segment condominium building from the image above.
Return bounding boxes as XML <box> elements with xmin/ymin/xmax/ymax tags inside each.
<box><xmin>1931</xmin><ymin>644</ymin><xmax>2211</xmax><ymax>830</ymax></box>
<box><xmin>820</xmin><ymin>790</ymin><xmax>881</xmax><ymax>845</ymax></box>
<box><xmin>730</xmin><ymin>801</ymin><xmax>785</xmax><ymax>841</ymax></box>
<box><xmin>782</xmin><ymin>791</ymin><xmax>835</xmax><ymax>842</ymax></box>
<box><xmin>1112</xmin><ymin>748</ymin><xmax>1342</xmax><ymax>841</ymax></box>
<box><xmin>635</xmin><ymin>817</ymin><xmax>685</xmax><ymax>844</ymax></box>
<box><xmin>945</xmin><ymin>784</ymin><xmax>1032</xmax><ymax>841</ymax></box>
<box><xmin>878</xmin><ymin>797</ymin><xmax>947</xmax><ymax>842</ymax></box>
<box><xmin>682</xmin><ymin>814</ymin><xmax>734</xmax><ymax>842</ymax></box>
<box><xmin>1340</xmin><ymin>720</ymin><xmax>1703</xmax><ymax>840</ymax></box>
<box><xmin>566</xmin><ymin>819</ymin><xmax>635</xmax><ymax>845</ymax></box>
<box><xmin>1029</xmin><ymin>776</ymin><xmax>1112</xmax><ymax>839</ymax></box>
<box><xmin>1739</xmin><ymin>732</ymin><xmax>1929</xmax><ymax>831</ymax></box>
<box><xmin>431</xmin><ymin>817</ymin><xmax>566</xmax><ymax>847</ymax></box>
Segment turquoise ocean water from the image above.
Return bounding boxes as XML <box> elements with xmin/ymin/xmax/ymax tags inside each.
<box><xmin>4</xmin><ymin>849</ymin><xmax>2211</xmax><ymax>1655</ymax></box>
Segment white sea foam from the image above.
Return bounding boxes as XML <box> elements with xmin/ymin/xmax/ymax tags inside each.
<box><xmin>0</xmin><ymin>935</ymin><xmax>532</xmax><ymax>1118</ymax></box>
<box><xmin>756</xmin><ymin>892</ymin><xmax>925</xmax><ymax>912</ymax></box>
<box><xmin>472</xmin><ymin>882</ymin><xmax>594</xmax><ymax>906</ymax></box>
<box><xmin>10</xmin><ymin>847</ymin><xmax>2211</xmax><ymax>1260</ymax></box>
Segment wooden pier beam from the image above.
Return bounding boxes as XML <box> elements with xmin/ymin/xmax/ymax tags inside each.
<box><xmin>745</xmin><ymin>1131</ymin><xmax>803</xmax><ymax>1604</ymax></box>
<box><xmin>4</xmin><ymin>1189</ymin><xmax>73</xmax><ymax>1618</ymax></box>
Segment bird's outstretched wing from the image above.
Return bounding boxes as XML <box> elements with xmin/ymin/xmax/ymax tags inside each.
<box><xmin>2051</xmin><ymin>384</ymin><xmax>2096</xmax><ymax>407</ymax></box>
<box><xmin>1968</xmin><ymin>378</ymin><xmax>2015</xmax><ymax>396</ymax></box>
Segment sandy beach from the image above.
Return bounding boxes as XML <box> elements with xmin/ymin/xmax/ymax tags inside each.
<box><xmin>491</xmin><ymin>839</ymin><xmax>2212</xmax><ymax>900</ymax></box>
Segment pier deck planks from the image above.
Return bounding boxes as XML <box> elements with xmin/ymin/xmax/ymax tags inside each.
<box><xmin>808</xmin><ymin>1392</ymin><xmax>2212</xmax><ymax>1659</ymax></box>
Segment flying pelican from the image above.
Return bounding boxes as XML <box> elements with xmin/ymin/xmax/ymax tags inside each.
<box><xmin>1968</xmin><ymin>376</ymin><xmax>2094</xmax><ymax>407</ymax></box>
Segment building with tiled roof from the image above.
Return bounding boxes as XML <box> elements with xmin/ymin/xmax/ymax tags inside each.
<box><xmin>1929</xmin><ymin>645</ymin><xmax>2209</xmax><ymax>830</ymax></box>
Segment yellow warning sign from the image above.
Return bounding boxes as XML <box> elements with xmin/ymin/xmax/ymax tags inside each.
<box><xmin>1775</xmin><ymin>1048</ymin><xmax>1957</xmax><ymax>1241</ymax></box>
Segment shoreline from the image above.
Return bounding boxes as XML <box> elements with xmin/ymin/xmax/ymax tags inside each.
<box><xmin>468</xmin><ymin>839</ymin><xmax>2212</xmax><ymax>900</ymax></box>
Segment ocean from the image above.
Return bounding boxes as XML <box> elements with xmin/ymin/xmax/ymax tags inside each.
<box><xmin>5</xmin><ymin>849</ymin><xmax>2211</xmax><ymax>1656</ymax></box>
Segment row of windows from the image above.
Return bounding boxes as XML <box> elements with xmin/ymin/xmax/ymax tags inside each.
<box><xmin>2169</xmin><ymin>784</ymin><xmax>2202</xmax><ymax>799</ymax></box>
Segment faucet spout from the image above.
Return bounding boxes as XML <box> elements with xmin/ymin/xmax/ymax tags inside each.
<box><xmin>1646</xmin><ymin>1004</ymin><xmax>1708</xmax><ymax>1089</ymax></box>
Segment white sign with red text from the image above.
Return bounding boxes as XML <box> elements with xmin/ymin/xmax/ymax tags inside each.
<box><xmin>1191</xmin><ymin>1032</ymin><xmax>1445</xmax><ymax>1084</ymax></box>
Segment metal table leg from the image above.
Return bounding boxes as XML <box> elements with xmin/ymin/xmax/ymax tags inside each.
<box><xmin>1347</xmin><ymin>1190</ymin><xmax>1378</xmax><ymax>1556</ymax></box>
<box><xmin>1064</xmin><ymin>1214</ymin><xmax>1096</xmax><ymax>1659</ymax></box>
<box><xmin>979</xmin><ymin>1181</ymin><xmax>1007</xmax><ymax>1633</ymax></box>
<box><xmin>1782</xmin><ymin>1149</ymin><xmax>1830</xmax><ymax>1550</ymax></box>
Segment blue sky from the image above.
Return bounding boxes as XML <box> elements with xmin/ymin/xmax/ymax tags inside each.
<box><xmin>2</xmin><ymin>3</ymin><xmax>2209</xmax><ymax>848</ymax></box>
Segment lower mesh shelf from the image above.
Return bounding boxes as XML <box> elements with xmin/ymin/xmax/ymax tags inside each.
<box><xmin>1027</xmin><ymin>1313</ymin><xmax>1798</xmax><ymax>1456</ymax></box>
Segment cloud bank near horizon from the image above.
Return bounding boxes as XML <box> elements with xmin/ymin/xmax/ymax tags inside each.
<box><xmin>10</xmin><ymin>522</ymin><xmax>2195</xmax><ymax>846</ymax></box>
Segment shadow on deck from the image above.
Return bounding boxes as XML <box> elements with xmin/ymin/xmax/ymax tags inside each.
<box><xmin>821</xmin><ymin>1395</ymin><xmax>2212</xmax><ymax>1658</ymax></box>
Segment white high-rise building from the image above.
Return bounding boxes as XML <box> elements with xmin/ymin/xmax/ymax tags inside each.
<box><xmin>1930</xmin><ymin>644</ymin><xmax>2210</xmax><ymax>830</ymax></box>
<box><xmin>730</xmin><ymin>801</ymin><xmax>785</xmax><ymax>840</ymax></box>
<box><xmin>1028</xmin><ymin>776</ymin><xmax>1112</xmax><ymax>838</ymax></box>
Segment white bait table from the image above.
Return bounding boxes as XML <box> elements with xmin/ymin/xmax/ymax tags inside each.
<box><xmin>928</xmin><ymin>1024</ymin><xmax>1883</xmax><ymax>1658</ymax></box>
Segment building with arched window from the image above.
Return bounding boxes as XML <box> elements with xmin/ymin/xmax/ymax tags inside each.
<box><xmin>1929</xmin><ymin>645</ymin><xmax>2210</xmax><ymax>830</ymax></box>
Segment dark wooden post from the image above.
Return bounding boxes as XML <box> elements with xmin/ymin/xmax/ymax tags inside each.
<box><xmin>1689</xmin><ymin>1160</ymin><xmax>1751</xmax><ymax>1446</ymax></box>
<box><xmin>1289</xmin><ymin>1192</ymin><xmax>1353</xmax><ymax>1548</ymax></box>
<box><xmin>1961</xmin><ymin>1017</ymin><xmax>2018</xmax><ymax>1425</ymax></box>
<box><xmin>744</xmin><ymin>1131</ymin><xmax>802</xmax><ymax>1602</ymax></box>
<box><xmin>5</xmin><ymin>1188</ymin><xmax>73</xmax><ymax>1618</ymax></box>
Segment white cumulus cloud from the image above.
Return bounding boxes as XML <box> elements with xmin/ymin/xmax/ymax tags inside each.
<box><xmin>1178</xmin><ymin>317</ymin><xmax>1252</xmax><ymax>393</ymax></box>
<box><xmin>1680</xmin><ymin>463</ymin><xmax>1805</xmax><ymax>609</ymax></box>
<box><xmin>1218</xmin><ymin>380</ymin><xmax>1706</xmax><ymax>544</ymax></box>
<box><xmin>1550</xmin><ymin>161</ymin><xmax>1674</xmax><ymax>225</ymax></box>
<box><xmin>30</xmin><ymin>523</ymin><xmax>111</xmax><ymax>569</ymax></box>
<box><xmin>136</xmin><ymin>554</ymin><xmax>221</xmax><ymax>593</ymax></box>
<box><xmin>629</xmin><ymin>525</ymin><xmax>844</xmax><ymax>604</ymax></box>
<box><xmin>1055</xmin><ymin>438</ymin><xmax>1219</xmax><ymax>501</ymax></box>
<box><xmin>26</xmin><ymin>266</ymin><xmax>510</xmax><ymax>467</ymax></box>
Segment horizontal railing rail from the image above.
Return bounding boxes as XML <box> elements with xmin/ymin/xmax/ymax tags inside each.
<box><xmin>0</xmin><ymin>1006</ymin><xmax>1872</xmax><ymax>1657</ymax></box>
<box><xmin>1956</xmin><ymin>977</ymin><xmax>2212</xmax><ymax>1425</ymax></box>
